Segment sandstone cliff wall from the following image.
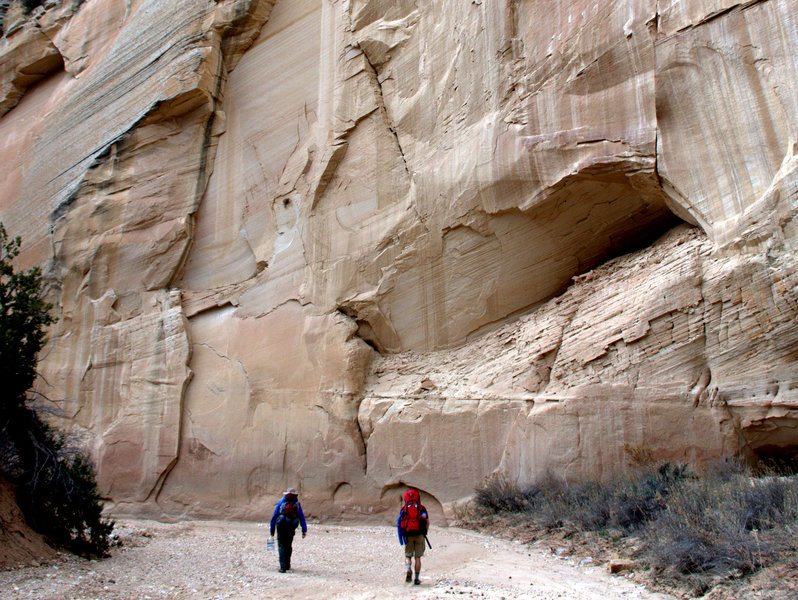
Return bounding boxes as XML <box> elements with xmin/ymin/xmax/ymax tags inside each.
<box><xmin>0</xmin><ymin>0</ymin><xmax>796</xmax><ymax>520</ymax></box>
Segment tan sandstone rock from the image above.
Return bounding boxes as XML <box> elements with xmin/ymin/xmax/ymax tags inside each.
<box><xmin>0</xmin><ymin>0</ymin><xmax>795</xmax><ymax>519</ymax></box>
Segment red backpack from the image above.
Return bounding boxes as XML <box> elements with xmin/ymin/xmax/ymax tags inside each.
<box><xmin>399</xmin><ymin>489</ymin><xmax>428</xmax><ymax>536</ymax></box>
<box><xmin>281</xmin><ymin>493</ymin><xmax>299</xmax><ymax>522</ymax></box>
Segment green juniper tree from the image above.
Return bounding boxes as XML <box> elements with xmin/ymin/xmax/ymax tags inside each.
<box><xmin>0</xmin><ymin>223</ymin><xmax>112</xmax><ymax>558</ymax></box>
<box><xmin>0</xmin><ymin>224</ymin><xmax>55</xmax><ymax>409</ymax></box>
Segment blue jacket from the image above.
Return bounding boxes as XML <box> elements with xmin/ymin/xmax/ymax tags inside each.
<box><xmin>270</xmin><ymin>495</ymin><xmax>307</xmax><ymax>536</ymax></box>
<box><xmin>397</xmin><ymin>505</ymin><xmax>428</xmax><ymax>545</ymax></box>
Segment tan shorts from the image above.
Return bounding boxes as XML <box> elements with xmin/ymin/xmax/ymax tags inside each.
<box><xmin>404</xmin><ymin>534</ymin><xmax>426</xmax><ymax>558</ymax></box>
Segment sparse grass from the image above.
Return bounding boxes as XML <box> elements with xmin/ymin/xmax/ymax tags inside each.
<box><xmin>466</xmin><ymin>458</ymin><xmax>798</xmax><ymax>597</ymax></box>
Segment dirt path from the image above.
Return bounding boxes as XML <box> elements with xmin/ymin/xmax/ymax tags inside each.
<box><xmin>0</xmin><ymin>519</ymin><xmax>677</xmax><ymax>600</ymax></box>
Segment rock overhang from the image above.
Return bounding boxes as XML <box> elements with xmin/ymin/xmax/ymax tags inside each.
<box><xmin>0</xmin><ymin>0</ymin><xmax>795</xmax><ymax>519</ymax></box>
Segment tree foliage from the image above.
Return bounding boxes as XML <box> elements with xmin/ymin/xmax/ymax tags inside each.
<box><xmin>0</xmin><ymin>224</ymin><xmax>55</xmax><ymax>409</ymax></box>
<box><xmin>0</xmin><ymin>223</ymin><xmax>113</xmax><ymax>558</ymax></box>
<box><xmin>21</xmin><ymin>0</ymin><xmax>45</xmax><ymax>15</ymax></box>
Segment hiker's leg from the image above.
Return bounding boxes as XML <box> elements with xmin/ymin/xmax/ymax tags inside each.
<box><xmin>413</xmin><ymin>536</ymin><xmax>424</xmax><ymax>584</ymax></box>
<box><xmin>404</xmin><ymin>541</ymin><xmax>413</xmax><ymax>581</ymax></box>
<box><xmin>277</xmin><ymin>532</ymin><xmax>289</xmax><ymax>571</ymax></box>
<box><xmin>284</xmin><ymin>529</ymin><xmax>295</xmax><ymax>570</ymax></box>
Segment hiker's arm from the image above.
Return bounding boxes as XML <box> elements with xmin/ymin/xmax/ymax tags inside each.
<box><xmin>269</xmin><ymin>501</ymin><xmax>281</xmax><ymax>536</ymax></box>
<box><xmin>397</xmin><ymin>512</ymin><xmax>405</xmax><ymax>544</ymax></box>
<box><xmin>298</xmin><ymin>503</ymin><xmax>307</xmax><ymax>535</ymax></box>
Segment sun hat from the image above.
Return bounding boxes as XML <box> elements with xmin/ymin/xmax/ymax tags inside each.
<box><xmin>284</xmin><ymin>487</ymin><xmax>297</xmax><ymax>494</ymax></box>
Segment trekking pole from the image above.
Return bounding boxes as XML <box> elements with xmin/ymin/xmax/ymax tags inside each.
<box><xmin>425</xmin><ymin>535</ymin><xmax>432</xmax><ymax>549</ymax></box>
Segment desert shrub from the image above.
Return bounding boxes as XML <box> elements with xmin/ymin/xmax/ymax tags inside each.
<box><xmin>549</xmin><ymin>478</ymin><xmax>613</xmax><ymax>530</ymax></box>
<box><xmin>0</xmin><ymin>222</ymin><xmax>112</xmax><ymax>558</ymax></box>
<box><xmin>472</xmin><ymin>457</ymin><xmax>798</xmax><ymax>580</ymax></box>
<box><xmin>474</xmin><ymin>473</ymin><xmax>540</xmax><ymax>513</ymax></box>
<box><xmin>533</xmin><ymin>464</ymin><xmax>692</xmax><ymax>532</ymax></box>
<box><xmin>474</xmin><ymin>463</ymin><xmax>691</xmax><ymax>532</ymax></box>
<box><xmin>664</xmin><ymin>459</ymin><xmax>797</xmax><ymax>575</ymax></box>
<box><xmin>523</xmin><ymin>475</ymin><xmax>578</xmax><ymax>529</ymax></box>
<box><xmin>612</xmin><ymin>462</ymin><xmax>692</xmax><ymax>530</ymax></box>
<box><xmin>646</xmin><ymin>469</ymin><xmax>798</xmax><ymax>576</ymax></box>
<box><xmin>755</xmin><ymin>451</ymin><xmax>798</xmax><ymax>476</ymax></box>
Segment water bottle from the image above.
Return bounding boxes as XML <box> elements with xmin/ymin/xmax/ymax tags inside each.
<box><xmin>267</xmin><ymin>536</ymin><xmax>275</xmax><ymax>553</ymax></box>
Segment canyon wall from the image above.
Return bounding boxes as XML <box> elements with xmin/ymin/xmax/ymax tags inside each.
<box><xmin>1</xmin><ymin>0</ymin><xmax>796</xmax><ymax>520</ymax></box>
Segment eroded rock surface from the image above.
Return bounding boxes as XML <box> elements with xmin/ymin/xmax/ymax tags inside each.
<box><xmin>0</xmin><ymin>0</ymin><xmax>796</xmax><ymax>518</ymax></box>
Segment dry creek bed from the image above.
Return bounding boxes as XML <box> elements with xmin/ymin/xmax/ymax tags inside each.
<box><xmin>0</xmin><ymin>519</ymin><xmax>679</xmax><ymax>600</ymax></box>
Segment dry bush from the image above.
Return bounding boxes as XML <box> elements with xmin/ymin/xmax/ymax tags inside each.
<box><xmin>473</xmin><ymin>473</ymin><xmax>539</xmax><ymax>513</ymax></box>
<box><xmin>645</xmin><ymin>467</ymin><xmax>798</xmax><ymax>577</ymax></box>
<box><xmin>471</xmin><ymin>457</ymin><xmax>798</xmax><ymax>586</ymax></box>
<box><xmin>474</xmin><ymin>463</ymin><xmax>691</xmax><ymax>532</ymax></box>
<box><xmin>623</xmin><ymin>443</ymin><xmax>655</xmax><ymax>467</ymax></box>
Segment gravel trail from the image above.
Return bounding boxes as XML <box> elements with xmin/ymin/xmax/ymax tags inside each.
<box><xmin>0</xmin><ymin>519</ymin><xmax>677</xmax><ymax>600</ymax></box>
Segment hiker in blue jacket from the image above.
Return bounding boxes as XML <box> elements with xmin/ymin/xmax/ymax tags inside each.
<box><xmin>269</xmin><ymin>488</ymin><xmax>307</xmax><ymax>573</ymax></box>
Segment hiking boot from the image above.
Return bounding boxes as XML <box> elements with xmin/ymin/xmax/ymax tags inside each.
<box><xmin>279</xmin><ymin>568</ymin><xmax>286</xmax><ymax>573</ymax></box>
<box><xmin>405</xmin><ymin>570</ymin><xmax>412</xmax><ymax>583</ymax></box>
<box><xmin>414</xmin><ymin>576</ymin><xmax>420</xmax><ymax>585</ymax></box>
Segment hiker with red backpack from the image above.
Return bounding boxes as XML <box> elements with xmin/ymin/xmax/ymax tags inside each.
<box><xmin>397</xmin><ymin>487</ymin><xmax>430</xmax><ymax>585</ymax></box>
<box><xmin>269</xmin><ymin>488</ymin><xmax>307</xmax><ymax>573</ymax></box>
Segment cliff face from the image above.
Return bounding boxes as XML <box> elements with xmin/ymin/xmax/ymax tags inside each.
<box><xmin>1</xmin><ymin>0</ymin><xmax>796</xmax><ymax>519</ymax></box>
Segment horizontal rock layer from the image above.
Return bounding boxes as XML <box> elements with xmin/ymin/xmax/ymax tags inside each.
<box><xmin>0</xmin><ymin>0</ymin><xmax>796</xmax><ymax>519</ymax></box>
